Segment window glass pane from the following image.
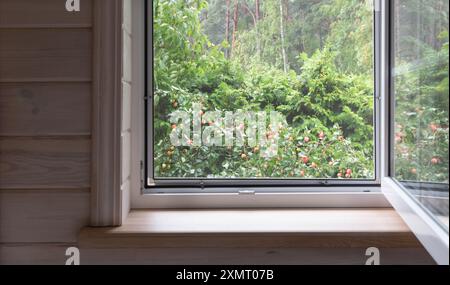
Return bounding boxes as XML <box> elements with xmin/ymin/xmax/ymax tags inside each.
<box><xmin>152</xmin><ymin>0</ymin><xmax>375</xmax><ymax>180</ymax></box>
<box><xmin>393</xmin><ymin>0</ymin><xmax>449</xmax><ymax>231</ymax></box>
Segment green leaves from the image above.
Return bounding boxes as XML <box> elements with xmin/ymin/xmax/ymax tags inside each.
<box><xmin>153</xmin><ymin>0</ymin><xmax>377</xmax><ymax>179</ymax></box>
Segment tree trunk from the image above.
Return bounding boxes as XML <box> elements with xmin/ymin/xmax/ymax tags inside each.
<box><xmin>241</xmin><ymin>3</ymin><xmax>257</xmax><ymax>28</ymax></box>
<box><xmin>225</xmin><ymin>0</ymin><xmax>231</xmax><ymax>58</ymax></box>
<box><xmin>395</xmin><ymin>0</ymin><xmax>401</xmax><ymax>59</ymax></box>
<box><xmin>283</xmin><ymin>0</ymin><xmax>289</xmax><ymax>22</ymax></box>
<box><xmin>255</xmin><ymin>0</ymin><xmax>261</xmax><ymax>59</ymax></box>
<box><xmin>231</xmin><ymin>0</ymin><xmax>239</xmax><ymax>57</ymax></box>
<box><xmin>255</xmin><ymin>0</ymin><xmax>260</xmax><ymax>21</ymax></box>
<box><xmin>279</xmin><ymin>0</ymin><xmax>288</xmax><ymax>73</ymax></box>
<box><xmin>240</xmin><ymin>2</ymin><xmax>260</xmax><ymax>60</ymax></box>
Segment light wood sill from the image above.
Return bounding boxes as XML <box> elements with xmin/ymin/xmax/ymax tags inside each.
<box><xmin>78</xmin><ymin>208</ymin><xmax>421</xmax><ymax>248</ymax></box>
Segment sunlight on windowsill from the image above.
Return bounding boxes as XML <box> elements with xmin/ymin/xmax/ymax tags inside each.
<box><xmin>78</xmin><ymin>208</ymin><xmax>421</xmax><ymax>249</ymax></box>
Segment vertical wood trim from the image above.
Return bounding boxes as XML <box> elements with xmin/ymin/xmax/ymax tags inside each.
<box><xmin>91</xmin><ymin>0</ymin><xmax>123</xmax><ymax>226</ymax></box>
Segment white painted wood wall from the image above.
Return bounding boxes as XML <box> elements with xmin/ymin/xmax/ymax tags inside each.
<box><xmin>0</xmin><ymin>0</ymin><xmax>133</xmax><ymax>264</ymax></box>
<box><xmin>0</xmin><ymin>0</ymin><xmax>93</xmax><ymax>264</ymax></box>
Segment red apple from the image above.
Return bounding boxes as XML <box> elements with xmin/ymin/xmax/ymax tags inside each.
<box><xmin>302</xmin><ymin>156</ymin><xmax>309</xmax><ymax>164</ymax></box>
<box><xmin>304</xmin><ymin>137</ymin><xmax>310</xmax><ymax>143</ymax></box>
<box><xmin>396</xmin><ymin>132</ymin><xmax>405</xmax><ymax>138</ymax></box>
<box><xmin>318</xmin><ymin>131</ymin><xmax>325</xmax><ymax>140</ymax></box>
<box><xmin>430</xmin><ymin>124</ymin><xmax>438</xmax><ymax>132</ymax></box>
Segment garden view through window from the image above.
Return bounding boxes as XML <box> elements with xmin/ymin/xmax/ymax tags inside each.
<box><xmin>152</xmin><ymin>0</ymin><xmax>376</xmax><ymax>180</ymax></box>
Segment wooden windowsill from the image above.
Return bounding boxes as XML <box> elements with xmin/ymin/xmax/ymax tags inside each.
<box><xmin>78</xmin><ymin>208</ymin><xmax>421</xmax><ymax>248</ymax></box>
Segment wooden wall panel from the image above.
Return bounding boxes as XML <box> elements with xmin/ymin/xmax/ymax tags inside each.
<box><xmin>0</xmin><ymin>83</ymin><xmax>91</xmax><ymax>136</ymax></box>
<box><xmin>0</xmin><ymin>29</ymin><xmax>92</xmax><ymax>82</ymax></box>
<box><xmin>0</xmin><ymin>0</ymin><xmax>92</xmax><ymax>28</ymax></box>
<box><xmin>0</xmin><ymin>244</ymin><xmax>74</xmax><ymax>265</ymax></box>
<box><xmin>80</xmin><ymin>247</ymin><xmax>435</xmax><ymax>265</ymax></box>
<box><xmin>0</xmin><ymin>0</ymin><xmax>94</xmax><ymax>265</ymax></box>
<box><xmin>0</xmin><ymin>190</ymin><xmax>90</xmax><ymax>243</ymax></box>
<box><xmin>0</xmin><ymin>138</ymin><xmax>90</xmax><ymax>189</ymax></box>
<box><xmin>0</xmin><ymin>246</ymin><xmax>435</xmax><ymax>265</ymax></box>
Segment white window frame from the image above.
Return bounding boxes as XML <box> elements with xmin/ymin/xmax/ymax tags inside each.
<box><xmin>145</xmin><ymin>0</ymin><xmax>381</xmax><ymax>190</ymax></box>
<box><xmin>382</xmin><ymin>177</ymin><xmax>449</xmax><ymax>264</ymax></box>
<box><xmin>130</xmin><ymin>0</ymin><xmax>387</xmax><ymax>208</ymax></box>
<box><xmin>125</xmin><ymin>0</ymin><xmax>448</xmax><ymax>264</ymax></box>
<box><xmin>378</xmin><ymin>0</ymin><xmax>449</xmax><ymax>265</ymax></box>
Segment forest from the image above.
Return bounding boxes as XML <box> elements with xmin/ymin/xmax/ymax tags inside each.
<box><xmin>152</xmin><ymin>0</ymin><xmax>449</xmax><ymax>182</ymax></box>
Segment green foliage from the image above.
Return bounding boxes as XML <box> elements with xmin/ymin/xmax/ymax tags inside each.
<box><xmin>152</xmin><ymin>0</ymin><xmax>448</xmax><ymax>182</ymax></box>
<box><xmin>284</xmin><ymin>48</ymin><xmax>374</xmax><ymax>152</ymax></box>
<box><xmin>232</xmin><ymin>0</ymin><xmax>374</xmax><ymax>75</ymax></box>
<box><xmin>319</xmin><ymin>0</ymin><xmax>374</xmax><ymax>74</ymax></box>
<box><xmin>394</xmin><ymin>29</ymin><xmax>449</xmax><ymax>183</ymax></box>
<box><xmin>157</xmin><ymin>124</ymin><xmax>372</xmax><ymax>179</ymax></box>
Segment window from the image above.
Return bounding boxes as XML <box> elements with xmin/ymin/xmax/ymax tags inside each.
<box><xmin>128</xmin><ymin>0</ymin><xmax>448</xmax><ymax>262</ymax></box>
<box><xmin>147</xmin><ymin>0</ymin><xmax>379</xmax><ymax>188</ymax></box>
<box><xmin>391</xmin><ymin>0</ymin><xmax>449</xmax><ymax>231</ymax></box>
